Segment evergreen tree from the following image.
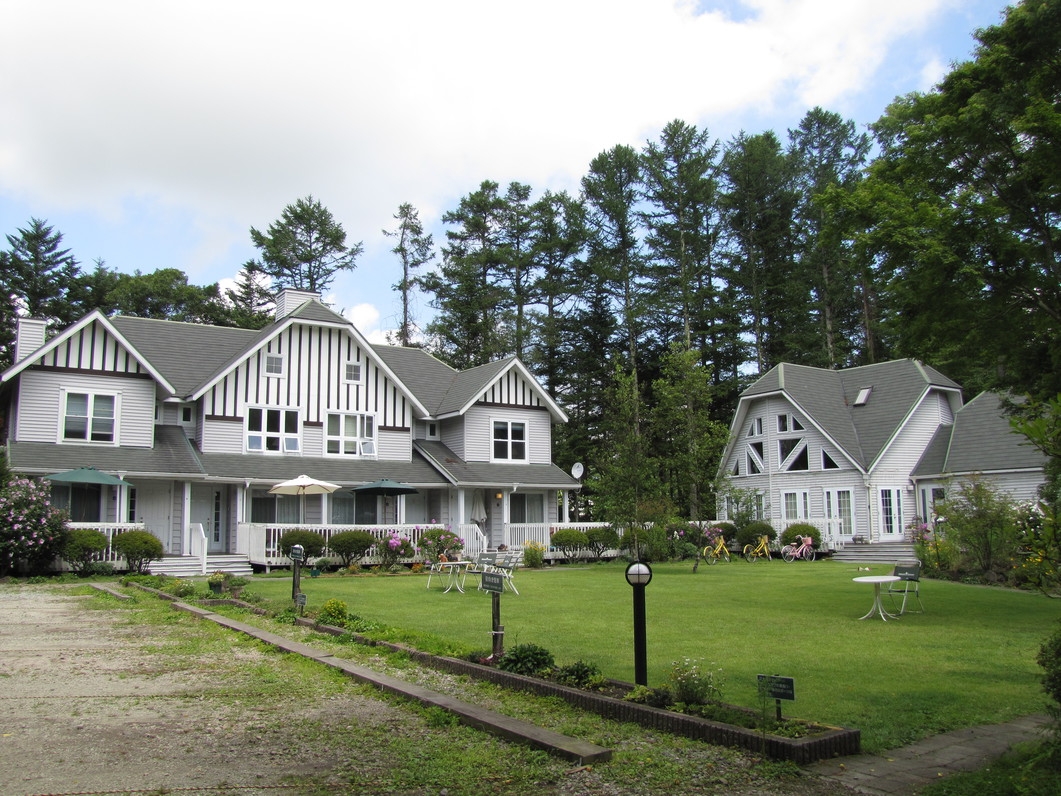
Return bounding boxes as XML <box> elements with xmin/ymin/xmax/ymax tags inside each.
<box><xmin>423</xmin><ymin>181</ymin><xmax>510</xmax><ymax>368</ymax></box>
<box><xmin>788</xmin><ymin>108</ymin><xmax>872</xmax><ymax>368</ymax></box>
<box><xmin>5</xmin><ymin>218</ymin><xmax>81</xmax><ymax>326</ymax></box>
<box><xmin>720</xmin><ymin>131</ymin><xmax>802</xmax><ymax>374</ymax></box>
<box><xmin>384</xmin><ymin>202</ymin><xmax>435</xmax><ymax>347</ymax></box>
<box><xmin>225</xmin><ymin>264</ymin><xmax>274</xmax><ymax>329</ymax></box>
<box><xmin>582</xmin><ymin>145</ymin><xmax>647</xmax><ymax>384</ymax></box>
<box><xmin>249</xmin><ymin>196</ymin><xmax>362</xmax><ymax>295</ymax></box>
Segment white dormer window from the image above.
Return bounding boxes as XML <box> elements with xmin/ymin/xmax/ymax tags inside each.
<box><xmin>344</xmin><ymin>361</ymin><xmax>363</xmax><ymax>383</ymax></box>
<box><xmin>62</xmin><ymin>390</ymin><xmax>117</xmax><ymax>444</ymax></box>
<box><xmin>265</xmin><ymin>353</ymin><xmax>284</xmax><ymax>377</ymax></box>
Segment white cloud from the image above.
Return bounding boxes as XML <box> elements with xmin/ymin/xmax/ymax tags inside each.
<box><xmin>0</xmin><ymin>0</ymin><xmax>993</xmax><ymax>326</ymax></box>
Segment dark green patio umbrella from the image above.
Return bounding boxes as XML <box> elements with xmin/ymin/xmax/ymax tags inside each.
<box><xmin>43</xmin><ymin>467</ymin><xmax>131</xmax><ymax>487</ymax></box>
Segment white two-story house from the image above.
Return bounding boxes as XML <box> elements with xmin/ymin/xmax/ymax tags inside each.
<box><xmin>717</xmin><ymin>359</ymin><xmax>1046</xmax><ymax>548</ymax></box>
<box><xmin>0</xmin><ymin>289</ymin><xmax>580</xmax><ymax>570</ymax></box>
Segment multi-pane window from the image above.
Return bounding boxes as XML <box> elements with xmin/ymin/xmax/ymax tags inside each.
<box><xmin>63</xmin><ymin>392</ymin><xmax>115</xmax><ymax>443</ymax></box>
<box><xmin>747</xmin><ymin>417</ymin><xmax>763</xmax><ymax>437</ymax></box>
<box><xmin>777</xmin><ymin>414</ymin><xmax>803</xmax><ymax>433</ymax></box>
<box><xmin>326</xmin><ymin>413</ymin><xmax>376</xmax><ymax>457</ymax></box>
<box><xmin>783</xmin><ymin>490</ymin><xmax>809</xmax><ymax>521</ymax></box>
<box><xmin>344</xmin><ymin>361</ymin><xmax>363</xmax><ymax>383</ymax></box>
<box><xmin>492</xmin><ymin>420</ymin><xmax>527</xmax><ymax>461</ymax></box>
<box><xmin>264</xmin><ymin>353</ymin><xmax>284</xmax><ymax>377</ymax></box>
<box><xmin>246</xmin><ymin>407</ymin><xmax>300</xmax><ymax>453</ymax></box>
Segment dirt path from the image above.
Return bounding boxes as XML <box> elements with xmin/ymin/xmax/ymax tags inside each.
<box><xmin>0</xmin><ymin>586</ymin><xmax>405</xmax><ymax>795</ymax></box>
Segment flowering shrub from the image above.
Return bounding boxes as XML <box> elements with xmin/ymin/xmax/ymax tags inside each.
<box><xmin>376</xmin><ymin>531</ymin><xmax>414</xmax><ymax>569</ymax></box>
<box><xmin>0</xmin><ymin>477</ymin><xmax>69</xmax><ymax>576</ymax></box>
<box><xmin>669</xmin><ymin>658</ymin><xmax>724</xmax><ymax>707</ymax></box>
<box><xmin>417</xmin><ymin>527</ymin><xmax>464</xmax><ymax>561</ymax></box>
<box><xmin>522</xmin><ymin>540</ymin><xmax>547</xmax><ymax>569</ymax></box>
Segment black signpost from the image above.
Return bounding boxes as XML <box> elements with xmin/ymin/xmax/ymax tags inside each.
<box><xmin>757</xmin><ymin>674</ymin><xmax>795</xmax><ymax>721</ymax></box>
<box><xmin>481</xmin><ymin>572</ymin><xmax>505</xmax><ymax>658</ymax></box>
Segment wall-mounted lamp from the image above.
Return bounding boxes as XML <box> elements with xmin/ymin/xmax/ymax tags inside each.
<box><xmin>495</xmin><ymin>492</ymin><xmax>503</xmax><ymax>501</ymax></box>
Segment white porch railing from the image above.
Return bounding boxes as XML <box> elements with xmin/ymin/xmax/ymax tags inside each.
<box><xmin>67</xmin><ymin>522</ymin><xmax>147</xmax><ymax>565</ymax></box>
<box><xmin>504</xmin><ymin>522</ymin><xmax>614</xmax><ymax>560</ymax></box>
<box><xmin>240</xmin><ymin>523</ymin><xmax>448</xmax><ymax>570</ymax></box>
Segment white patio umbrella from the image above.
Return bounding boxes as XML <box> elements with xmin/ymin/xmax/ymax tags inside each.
<box><xmin>269</xmin><ymin>475</ymin><xmax>341</xmax><ymax>523</ymax></box>
<box><xmin>470</xmin><ymin>489</ymin><xmax>488</xmax><ymax>528</ymax></box>
<box><xmin>268</xmin><ymin>474</ymin><xmax>341</xmax><ymax>495</ymax></box>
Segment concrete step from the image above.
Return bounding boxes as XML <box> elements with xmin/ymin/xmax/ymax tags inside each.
<box><xmin>831</xmin><ymin>542</ymin><xmax>918</xmax><ymax>564</ymax></box>
<box><xmin>149</xmin><ymin>554</ymin><xmax>254</xmax><ymax>578</ymax></box>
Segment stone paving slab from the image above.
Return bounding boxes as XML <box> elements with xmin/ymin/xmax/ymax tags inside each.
<box><xmin>807</xmin><ymin>714</ymin><xmax>1051</xmax><ymax>795</ymax></box>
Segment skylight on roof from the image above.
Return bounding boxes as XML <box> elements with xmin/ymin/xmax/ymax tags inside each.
<box><xmin>854</xmin><ymin>387</ymin><xmax>872</xmax><ymax>406</ymax></box>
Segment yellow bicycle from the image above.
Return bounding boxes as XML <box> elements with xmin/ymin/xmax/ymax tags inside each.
<box><xmin>742</xmin><ymin>535</ymin><xmax>772</xmax><ymax>563</ymax></box>
<box><xmin>702</xmin><ymin>535</ymin><xmax>731</xmax><ymax>564</ymax></box>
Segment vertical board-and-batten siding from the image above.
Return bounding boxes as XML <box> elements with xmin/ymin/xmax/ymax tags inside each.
<box><xmin>199</xmin><ymin>322</ymin><xmax>410</xmax><ymax>428</ymax></box>
<box><xmin>15</xmin><ymin>370</ymin><xmax>155</xmax><ymax>446</ymax></box>
<box><xmin>27</xmin><ymin>319</ymin><xmax>146</xmax><ymax>377</ymax></box>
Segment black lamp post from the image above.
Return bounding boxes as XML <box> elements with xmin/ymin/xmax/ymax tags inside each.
<box><xmin>625</xmin><ymin>561</ymin><xmax>653</xmax><ymax>686</ymax></box>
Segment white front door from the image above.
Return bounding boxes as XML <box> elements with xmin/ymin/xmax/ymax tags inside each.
<box><xmin>135</xmin><ymin>481</ymin><xmax>174</xmax><ymax>553</ymax></box>
<box><xmin>879</xmin><ymin>488</ymin><xmax>904</xmax><ymax>538</ymax></box>
<box><xmin>191</xmin><ymin>486</ymin><xmax>226</xmax><ymax>553</ymax></box>
<box><xmin>825</xmin><ymin>489</ymin><xmax>854</xmax><ymax>539</ymax></box>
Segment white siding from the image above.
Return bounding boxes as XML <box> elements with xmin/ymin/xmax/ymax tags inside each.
<box><xmin>378</xmin><ymin>430</ymin><xmax>411</xmax><ymax>462</ymax></box>
<box><xmin>464</xmin><ymin>405</ymin><xmax>551</xmax><ymax>464</ymax></box>
<box><xmin>201</xmin><ymin>418</ymin><xmax>243</xmax><ymax>454</ymax></box>
<box><xmin>441</xmin><ymin>418</ymin><xmax>465</xmax><ymax>459</ymax></box>
<box><xmin>15</xmin><ymin>371</ymin><xmax>154</xmax><ymax>447</ymax></box>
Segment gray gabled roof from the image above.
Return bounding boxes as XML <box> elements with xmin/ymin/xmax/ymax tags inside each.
<box><xmin>736</xmin><ymin>359</ymin><xmax>962</xmax><ymax>470</ymax></box>
<box><xmin>912</xmin><ymin>392</ymin><xmax>1047</xmax><ymax>478</ymax></box>
<box><xmin>414</xmin><ymin>440</ymin><xmax>580</xmax><ymax>489</ymax></box>
<box><xmin>371</xmin><ymin>345</ymin><xmax>461</xmax><ymax>415</ymax></box>
<box><xmin>110</xmin><ymin>316</ymin><xmax>258</xmax><ymax>398</ymax></box>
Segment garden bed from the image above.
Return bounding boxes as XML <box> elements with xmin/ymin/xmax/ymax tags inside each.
<box><xmin>298</xmin><ymin>617</ymin><xmax>860</xmax><ymax>764</ymax></box>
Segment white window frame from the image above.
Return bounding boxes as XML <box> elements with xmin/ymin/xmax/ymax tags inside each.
<box><xmin>778</xmin><ymin>438</ymin><xmax>808</xmax><ymax>471</ymax></box>
<box><xmin>879</xmin><ymin>488</ymin><xmax>904</xmax><ymax>535</ymax></box>
<box><xmin>825</xmin><ymin>489</ymin><xmax>853</xmax><ymax>537</ymax></box>
<box><xmin>60</xmin><ymin>389</ymin><xmax>119</xmax><ymax>445</ymax></box>
<box><xmin>264</xmin><ymin>353</ymin><xmax>285</xmax><ymax>378</ymax></box>
<box><xmin>344</xmin><ymin>360</ymin><xmax>363</xmax><ymax>384</ymax></box>
<box><xmin>492</xmin><ymin>419</ymin><xmax>528</xmax><ymax>462</ymax></box>
<box><xmin>325</xmin><ymin>412</ymin><xmax>377</xmax><ymax>458</ymax></box>
<box><xmin>246</xmin><ymin>406</ymin><xmax>301</xmax><ymax>454</ymax></box>
<box><xmin>782</xmin><ymin>490</ymin><xmax>810</xmax><ymax>522</ymax></box>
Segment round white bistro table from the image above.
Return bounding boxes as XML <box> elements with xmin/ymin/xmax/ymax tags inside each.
<box><xmin>852</xmin><ymin>575</ymin><xmax>901</xmax><ymax>621</ymax></box>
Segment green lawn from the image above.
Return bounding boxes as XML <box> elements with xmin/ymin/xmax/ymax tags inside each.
<box><xmin>240</xmin><ymin>559</ymin><xmax>1061</xmax><ymax>753</ymax></box>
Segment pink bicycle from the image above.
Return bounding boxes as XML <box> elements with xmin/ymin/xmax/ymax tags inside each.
<box><xmin>781</xmin><ymin>534</ymin><xmax>816</xmax><ymax>562</ymax></box>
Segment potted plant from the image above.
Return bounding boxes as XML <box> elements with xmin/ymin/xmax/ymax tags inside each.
<box><xmin>207</xmin><ymin>571</ymin><xmax>227</xmax><ymax>594</ymax></box>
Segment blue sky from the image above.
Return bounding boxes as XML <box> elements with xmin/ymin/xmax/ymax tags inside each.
<box><xmin>1</xmin><ymin>0</ymin><xmax>1011</xmax><ymax>342</ymax></box>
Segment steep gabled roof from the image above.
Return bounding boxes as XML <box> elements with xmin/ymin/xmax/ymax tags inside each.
<box><xmin>912</xmin><ymin>392</ymin><xmax>1047</xmax><ymax>478</ymax></box>
<box><xmin>731</xmin><ymin>359</ymin><xmax>962</xmax><ymax>471</ymax></box>
<box><xmin>373</xmin><ymin>347</ymin><xmax>568</xmax><ymax>423</ymax></box>
<box><xmin>110</xmin><ymin>316</ymin><xmax>258</xmax><ymax>398</ymax></box>
<box><xmin>0</xmin><ymin>310</ymin><xmax>177</xmax><ymax>393</ymax></box>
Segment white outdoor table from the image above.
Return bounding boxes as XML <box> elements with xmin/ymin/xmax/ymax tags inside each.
<box><xmin>853</xmin><ymin>575</ymin><xmax>902</xmax><ymax>621</ymax></box>
<box><xmin>439</xmin><ymin>561</ymin><xmax>471</xmax><ymax>593</ymax></box>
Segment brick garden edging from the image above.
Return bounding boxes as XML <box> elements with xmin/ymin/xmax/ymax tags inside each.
<box><xmin>298</xmin><ymin>618</ymin><xmax>861</xmax><ymax>764</ymax></box>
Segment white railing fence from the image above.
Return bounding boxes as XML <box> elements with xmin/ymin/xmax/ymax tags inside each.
<box><xmin>241</xmin><ymin>523</ymin><xmax>448</xmax><ymax>569</ymax></box>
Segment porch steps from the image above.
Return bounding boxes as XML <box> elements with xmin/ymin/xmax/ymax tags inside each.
<box><xmin>831</xmin><ymin>542</ymin><xmax>918</xmax><ymax>564</ymax></box>
<box><xmin>149</xmin><ymin>554</ymin><xmax>254</xmax><ymax>578</ymax></box>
